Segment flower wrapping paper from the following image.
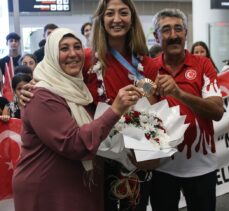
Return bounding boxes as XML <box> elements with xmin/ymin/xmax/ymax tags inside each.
<box><xmin>95</xmin><ymin>98</ymin><xmax>189</xmax><ymax>170</ymax></box>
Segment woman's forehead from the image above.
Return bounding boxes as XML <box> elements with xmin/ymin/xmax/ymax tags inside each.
<box><xmin>59</xmin><ymin>36</ymin><xmax>81</xmax><ymax>44</ymax></box>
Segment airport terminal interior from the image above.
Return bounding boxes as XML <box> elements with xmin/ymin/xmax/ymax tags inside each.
<box><xmin>0</xmin><ymin>0</ymin><xmax>229</xmax><ymax>210</ymax></box>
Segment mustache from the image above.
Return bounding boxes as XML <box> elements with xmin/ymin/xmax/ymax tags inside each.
<box><xmin>167</xmin><ymin>38</ymin><xmax>182</xmax><ymax>45</ymax></box>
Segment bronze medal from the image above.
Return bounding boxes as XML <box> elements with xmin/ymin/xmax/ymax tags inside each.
<box><xmin>136</xmin><ymin>78</ymin><xmax>157</xmax><ymax>97</ymax></box>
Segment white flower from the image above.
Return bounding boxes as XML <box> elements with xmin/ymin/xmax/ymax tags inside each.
<box><xmin>137</xmin><ymin>63</ymin><xmax>144</xmax><ymax>72</ymax></box>
<box><xmin>140</xmin><ymin>122</ymin><xmax>148</xmax><ymax>129</ymax></box>
<box><xmin>139</xmin><ymin>114</ymin><xmax>148</xmax><ymax>124</ymax></box>
<box><xmin>150</xmin><ymin>118</ymin><xmax>159</xmax><ymax>126</ymax></box>
<box><xmin>115</xmin><ymin>123</ymin><xmax>125</xmax><ymax>131</ymax></box>
<box><xmin>93</xmin><ymin>61</ymin><xmax>102</xmax><ymax>72</ymax></box>
<box><xmin>97</xmin><ymin>87</ymin><xmax>104</xmax><ymax>96</ymax></box>
<box><xmin>157</xmin><ymin>132</ymin><xmax>170</xmax><ymax>149</ymax></box>
<box><xmin>119</xmin><ymin>116</ymin><xmax>126</xmax><ymax>123</ymax></box>
<box><xmin>97</xmin><ymin>73</ymin><xmax>103</xmax><ymax>80</ymax></box>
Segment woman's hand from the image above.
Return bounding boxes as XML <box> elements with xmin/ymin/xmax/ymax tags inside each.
<box><xmin>111</xmin><ymin>85</ymin><xmax>142</xmax><ymax>116</ymax></box>
<box><xmin>19</xmin><ymin>80</ymin><xmax>37</xmax><ymax>107</ymax></box>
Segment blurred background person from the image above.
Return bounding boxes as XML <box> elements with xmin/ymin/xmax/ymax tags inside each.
<box><xmin>81</xmin><ymin>22</ymin><xmax>92</xmax><ymax>48</ymax></box>
<box><xmin>191</xmin><ymin>41</ymin><xmax>219</xmax><ymax>72</ymax></box>
<box><xmin>38</xmin><ymin>39</ymin><xmax>46</xmax><ymax>48</ymax></box>
<box><xmin>2</xmin><ymin>73</ymin><xmax>32</xmax><ymax>119</ymax></box>
<box><xmin>0</xmin><ymin>96</ymin><xmax>9</xmax><ymax>115</ymax></box>
<box><xmin>0</xmin><ymin>96</ymin><xmax>9</xmax><ymax>122</ymax></box>
<box><xmin>0</xmin><ymin>32</ymin><xmax>21</xmax><ymax>75</ymax></box>
<box><xmin>33</xmin><ymin>23</ymin><xmax>58</xmax><ymax>63</ymax></box>
<box><xmin>18</xmin><ymin>53</ymin><xmax>37</xmax><ymax>72</ymax></box>
<box><xmin>14</xmin><ymin>65</ymin><xmax>33</xmax><ymax>78</ymax></box>
<box><xmin>149</xmin><ymin>43</ymin><xmax>163</xmax><ymax>58</ymax></box>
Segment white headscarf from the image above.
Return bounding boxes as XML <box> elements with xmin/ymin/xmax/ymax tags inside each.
<box><xmin>33</xmin><ymin>28</ymin><xmax>93</xmax><ymax>171</ymax></box>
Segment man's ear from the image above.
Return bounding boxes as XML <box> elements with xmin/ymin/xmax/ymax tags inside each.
<box><xmin>185</xmin><ymin>28</ymin><xmax>188</xmax><ymax>37</ymax></box>
<box><xmin>153</xmin><ymin>32</ymin><xmax>160</xmax><ymax>43</ymax></box>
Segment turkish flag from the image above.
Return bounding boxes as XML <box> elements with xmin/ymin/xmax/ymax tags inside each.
<box><xmin>2</xmin><ymin>57</ymin><xmax>14</xmax><ymax>102</ymax></box>
<box><xmin>218</xmin><ymin>70</ymin><xmax>229</xmax><ymax>97</ymax></box>
<box><xmin>0</xmin><ymin>118</ymin><xmax>21</xmax><ymax>200</ymax></box>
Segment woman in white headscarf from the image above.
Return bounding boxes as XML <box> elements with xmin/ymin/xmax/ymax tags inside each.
<box><xmin>12</xmin><ymin>28</ymin><xmax>141</xmax><ymax>211</ymax></box>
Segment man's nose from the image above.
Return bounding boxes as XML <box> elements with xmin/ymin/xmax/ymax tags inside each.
<box><xmin>169</xmin><ymin>28</ymin><xmax>178</xmax><ymax>37</ymax></box>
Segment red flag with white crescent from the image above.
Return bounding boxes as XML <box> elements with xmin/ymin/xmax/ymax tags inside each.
<box><xmin>0</xmin><ymin>118</ymin><xmax>21</xmax><ymax>200</ymax></box>
<box><xmin>218</xmin><ymin>70</ymin><xmax>229</xmax><ymax>97</ymax></box>
<box><xmin>2</xmin><ymin>57</ymin><xmax>14</xmax><ymax>102</ymax></box>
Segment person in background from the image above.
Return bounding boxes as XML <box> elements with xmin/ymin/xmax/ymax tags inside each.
<box><xmin>0</xmin><ymin>32</ymin><xmax>21</xmax><ymax>75</ymax></box>
<box><xmin>2</xmin><ymin>73</ymin><xmax>32</xmax><ymax>120</ymax></box>
<box><xmin>148</xmin><ymin>8</ymin><xmax>224</xmax><ymax>211</ymax></box>
<box><xmin>191</xmin><ymin>41</ymin><xmax>219</xmax><ymax>72</ymax></box>
<box><xmin>12</xmin><ymin>27</ymin><xmax>142</xmax><ymax>211</ymax></box>
<box><xmin>14</xmin><ymin>65</ymin><xmax>33</xmax><ymax>78</ymax></box>
<box><xmin>33</xmin><ymin>23</ymin><xmax>58</xmax><ymax>63</ymax></box>
<box><xmin>149</xmin><ymin>43</ymin><xmax>163</xmax><ymax>58</ymax></box>
<box><xmin>18</xmin><ymin>53</ymin><xmax>37</xmax><ymax>72</ymax></box>
<box><xmin>0</xmin><ymin>96</ymin><xmax>9</xmax><ymax>122</ymax></box>
<box><xmin>81</xmin><ymin>22</ymin><xmax>92</xmax><ymax>48</ymax></box>
<box><xmin>38</xmin><ymin>39</ymin><xmax>46</xmax><ymax>48</ymax></box>
<box><xmin>0</xmin><ymin>96</ymin><xmax>9</xmax><ymax>114</ymax></box>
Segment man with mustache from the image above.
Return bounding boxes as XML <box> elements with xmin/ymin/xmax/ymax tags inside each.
<box><xmin>148</xmin><ymin>8</ymin><xmax>224</xmax><ymax>211</ymax></box>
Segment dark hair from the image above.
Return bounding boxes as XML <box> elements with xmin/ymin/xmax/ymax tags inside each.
<box><xmin>81</xmin><ymin>22</ymin><xmax>92</xmax><ymax>35</ymax></box>
<box><xmin>0</xmin><ymin>97</ymin><xmax>9</xmax><ymax>111</ymax></box>
<box><xmin>191</xmin><ymin>41</ymin><xmax>211</xmax><ymax>57</ymax></box>
<box><xmin>12</xmin><ymin>73</ymin><xmax>32</xmax><ymax>92</ymax></box>
<box><xmin>43</xmin><ymin>23</ymin><xmax>58</xmax><ymax>33</ymax></box>
<box><xmin>18</xmin><ymin>54</ymin><xmax>38</xmax><ymax>65</ymax></box>
<box><xmin>39</xmin><ymin>39</ymin><xmax>46</xmax><ymax>48</ymax></box>
<box><xmin>14</xmin><ymin>66</ymin><xmax>33</xmax><ymax>77</ymax></box>
<box><xmin>149</xmin><ymin>44</ymin><xmax>163</xmax><ymax>58</ymax></box>
<box><xmin>191</xmin><ymin>41</ymin><xmax>218</xmax><ymax>72</ymax></box>
<box><xmin>6</xmin><ymin>32</ymin><xmax>21</xmax><ymax>41</ymax></box>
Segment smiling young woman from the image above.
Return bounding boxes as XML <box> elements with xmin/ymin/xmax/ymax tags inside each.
<box><xmin>84</xmin><ymin>0</ymin><xmax>159</xmax><ymax>210</ymax></box>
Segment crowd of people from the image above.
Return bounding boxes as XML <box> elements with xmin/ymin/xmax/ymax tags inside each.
<box><xmin>0</xmin><ymin>0</ymin><xmax>225</xmax><ymax>211</ymax></box>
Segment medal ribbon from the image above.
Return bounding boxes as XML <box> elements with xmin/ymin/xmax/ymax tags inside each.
<box><xmin>110</xmin><ymin>48</ymin><xmax>144</xmax><ymax>81</ymax></box>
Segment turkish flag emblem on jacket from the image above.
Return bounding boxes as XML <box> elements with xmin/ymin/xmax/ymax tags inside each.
<box><xmin>0</xmin><ymin>118</ymin><xmax>21</xmax><ymax>200</ymax></box>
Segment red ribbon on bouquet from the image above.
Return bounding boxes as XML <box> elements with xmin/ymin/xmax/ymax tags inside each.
<box><xmin>0</xmin><ymin>118</ymin><xmax>21</xmax><ymax>200</ymax></box>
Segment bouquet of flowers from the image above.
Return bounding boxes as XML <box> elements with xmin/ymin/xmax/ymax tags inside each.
<box><xmin>95</xmin><ymin>98</ymin><xmax>189</xmax><ymax>171</ymax></box>
<box><xmin>112</xmin><ymin>109</ymin><xmax>169</xmax><ymax>149</ymax></box>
